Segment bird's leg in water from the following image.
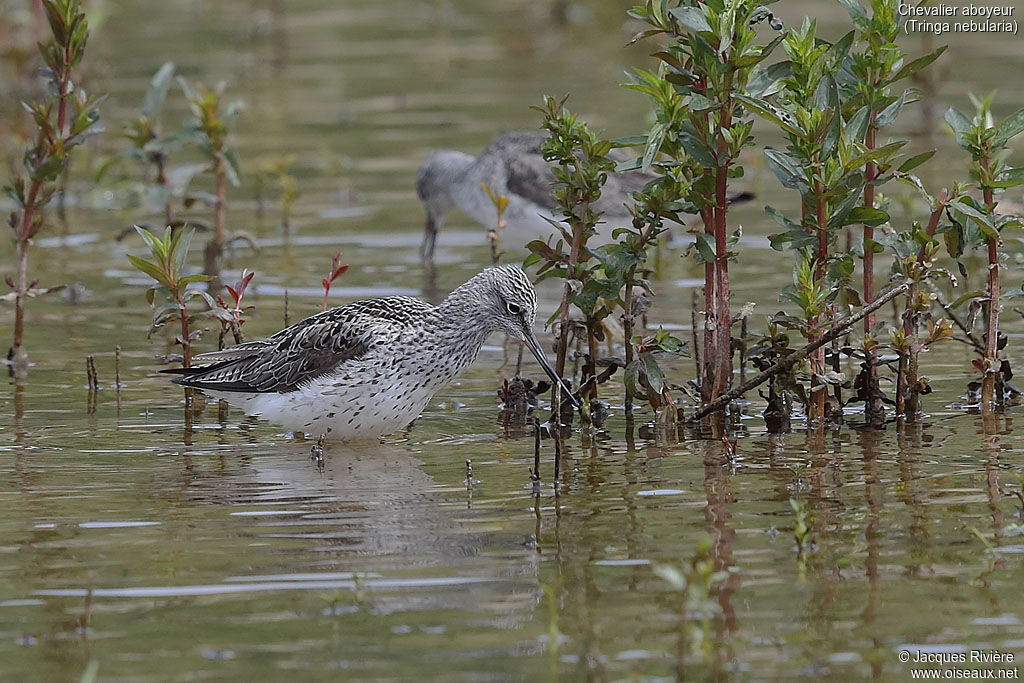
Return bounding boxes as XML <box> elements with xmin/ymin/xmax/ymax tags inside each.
<box><xmin>311</xmin><ymin>432</ymin><xmax>327</xmax><ymax>469</ymax></box>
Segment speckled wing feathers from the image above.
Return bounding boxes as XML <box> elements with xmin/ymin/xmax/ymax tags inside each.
<box><xmin>176</xmin><ymin>297</ymin><xmax>433</xmax><ymax>393</ymax></box>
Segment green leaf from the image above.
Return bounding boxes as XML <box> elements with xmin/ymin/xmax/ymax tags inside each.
<box><xmin>170</xmin><ymin>227</ymin><xmax>195</xmax><ymax>275</ymax></box>
<box><xmin>30</xmin><ymin>155</ymin><xmax>65</xmax><ymax>183</ymax></box>
<box><xmin>844</xmin><ymin>106</ymin><xmax>870</xmax><ymax>145</ymax></box>
<box><xmin>828</xmin><ymin>254</ymin><xmax>854</xmax><ymax>281</ymax></box>
<box><xmin>992</xmin><ymin>107</ymin><xmax>1024</xmax><ymax>149</ymax></box>
<box><xmin>693</xmin><ymin>232</ymin><xmax>716</xmax><ymax>264</ymax></box>
<box><xmin>950</xmin><ymin>200</ymin><xmax>998</xmax><ymax>240</ymax></box>
<box><xmin>874</xmin><ymin>89</ymin><xmax>906</xmax><ymax>128</ymax></box>
<box><xmin>847</xmin><ymin>140</ymin><xmax>906</xmax><ymax>170</ymax></box>
<box><xmin>133</xmin><ymin>225</ymin><xmax>166</xmax><ymax>260</ymax></box>
<box><xmin>127</xmin><ymin>254</ymin><xmax>172</xmax><ymax>289</ymax></box>
<box><xmin>677</xmin><ymin>132</ymin><xmax>717</xmax><ymax>167</ymax></box>
<box><xmin>862</xmin><ymin>238</ymin><xmax>885</xmax><ymax>254</ymax></box>
<box><xmin>746</xmin><ymin>60</ymin><xmax>792</xmax><ymax>97</ymax></box>
<box><xmin>614</xmin><ymin>157</ymin><xmax>642</xmax><ymax>173</ymax></box>
<box><xmin>991</xmin><ymin>167</ymin><xmax>1024</xmax><ymax>189</ymax></box>
<box><xmin>142</xmin><ymin>61</ymin><xmax>175</xmax><ymax>118</ymax></box>
<box><xmin>888</xmin><ymin>46</ymin><xmax>947</xmax><ymax>84</ymax></box>
<box><xmin>836</xmin><ymin>0</ymin><xmax>869</xmax><ymax>29</ymax></box>
<box><xmin>763</xmin><ymin>149</ymin><xmax>806</xmax><ymax>190</ymax></box>
<box><xmin>668</xmin><ymin>6</ymin><xmax>711</xmax><ymax>34</ymax></box>
<box><xmin>642</xmin><ymin>352</ymin><xmax>664</xmax><ymax>395</ymax></box>
<box><xmin>223</xmin><ymin>149</ymin><xmax>241</xmax><ymax>187</ymax></box>
<box><xmin>948</xmin><ymin>290</ymin><xmax>986</xmax><ymax>309</ymax></box>
<box><xmin>846</xmin><ymin>207</ymin><xmax>890</xmax><ymax>227</ymax></box>
<box><xmin>688</xmin><ymin>93</ymin><xmax>720</xmax><ymax>113</ymax></box>
<box><xmin>897</xmin><ymin>150</ymin><xmax>936</xmax><ymax>173</ymax></box>
<box><xmin>623</xmin><ymin>360</ymin><xmax>644</xmax><ymax>400</ymax></box>
<box><xmin>642</xmin><ymin>122</ymin><xmax>669</xmax><ymax>172</ymax></box>
<box><xmin>176</xmin><ymin>75</ymin><xmax>198</xmax><ymax>103</ymax></box>
<box><xmin>945</xmin><ymin>107</ymin><xmax>972</xmax><ymax>149</ymax></box>
<box><xmin>735</xmin><ymin>95</ymin><xmax>804</xmax><ymax>137</ymax></box>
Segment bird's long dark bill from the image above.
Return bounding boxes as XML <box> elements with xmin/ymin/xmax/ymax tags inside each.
<box><xmin>524</xmin><ymin>332</ymin><xmax>580</xmax><ymax>409</ymax></box>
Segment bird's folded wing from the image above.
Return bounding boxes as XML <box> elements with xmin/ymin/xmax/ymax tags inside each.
<box><xmin>170</xmin><ymin>297</ymin><xmax>431</xmax><ymax>393</ymax></box>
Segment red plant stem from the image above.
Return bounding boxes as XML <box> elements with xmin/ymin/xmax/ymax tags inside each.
<box><xmin>863</xmin><ymin>124</ymin><xmax>877</xmax><ymax>325</ymax></box>
<box><xmin>624</xmin><ymin>278</ymin><xmax>634</xmax><ymax>416</ymax></box>
<box><xmin>11</xmin><ymin>25</ymin><xmax>76</xmax><ymax>371</ymax></box>
<box><xmin>177</xmin><ymin>294</ymin><xmax>191</xmax><ymax>367</ymax></box>
<box><xmin>322</xmin><ymin>285</ymin><xmax>329</xmax><ymax>312</ymax></box>
<box><xmin>700</xmin><ymin>207</ymin><xmax>715</xmax><ymax>404</ymax></box>
<box><xmin>710</xmin><ymin>65</ymin><xmax>736</xmax><ymax>405</ymax></box>
<box><xmin>860</xmin><ymin>113</ymin><xmax>884</xmax><ymax>424</ymax></box>
<box><xmin>980</xmin><ymin>156</ymin><xmax>999</xmax><ymax>409</ymax></box>
<box><xmin>811</xmin><ymin>172</ymin><xmax>828</xmax><ymax>423</ymax></box>
<box><xmin>912</xmin><ymin>190</ymin><xmax>949</xmax><ymax>271</ymax></box>
<box><xmin>713</xmin><ymin>166</ymin><xmax>730</xmax><ymax>392</ymax></box>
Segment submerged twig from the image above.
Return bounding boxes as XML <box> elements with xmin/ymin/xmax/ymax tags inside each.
<box><xmin>114</xmin><ymin>345</ymin><xmax>122</xmax><ymax>413</ymax></box>
<box><xmin>86</xmin><ymin>355</ymin><xmax>99</xmax><ymax>392</ymax></box>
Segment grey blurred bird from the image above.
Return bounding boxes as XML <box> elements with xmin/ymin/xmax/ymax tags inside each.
<box><xmin>416</xmin><ymin>131</ymin><xmax>753</xmax><ymax>260</ymax></box>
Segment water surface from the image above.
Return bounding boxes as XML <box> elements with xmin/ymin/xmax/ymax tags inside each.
<box><xmin>2</xmin><ymin>1</ymin><xmax>1024</xmax><ymax>680</ymax></box>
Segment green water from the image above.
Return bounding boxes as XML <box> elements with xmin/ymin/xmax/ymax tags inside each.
<box><xmin>2</xmin><ymin>1</ymin><xmax>1024</xmax><ymax>680</ymax></box>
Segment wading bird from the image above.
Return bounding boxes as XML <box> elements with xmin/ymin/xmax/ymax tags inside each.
<box><xmin>168</xmin><ymin>265</ymin><xmax>575</xmax><ymax>440</ymax></box>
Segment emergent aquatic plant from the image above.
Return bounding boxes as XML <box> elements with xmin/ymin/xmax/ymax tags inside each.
<box><xmin>626</xmin><ymin>0</ymin><xmax>785</xmax><ymax>418</ymax></box>
<box><xmin>739</xmin><ymin>17</ymin><xmax>913</xmax><ymax>424</ymax></box>
<box><xmin>2</xmin><ymin>0</ymin><xmax>101</xmax><ymax>376</ymax></box>
<box><xmin>321</xmin><ymin>251</ymin><xmax>349</xmax><ymax>311</ymax></box>
<box><xmin>838</xmin><ymin>0</ymin><xmax>946</xmax><ymax>425</ymax></box>
<box><xmin>615</xmin><ymin>171</ymin><xmax>690</xmax><ymax>419</ymax></box>
<box><xmin>211</xmin><ymin>268</ymin><xmax>255</xmax><ymax>349</ymax></box>
<box><xmin>177</xmin><ymin>77</ymin><xmax>243</xmax><ymax>292</ymax></box>
<box><xmin>117</xmin><ymin>62</ymin><xmax>181</xmax><ymax>229</ymax></box>
<box><xmin>526</xmin><ymin>95</ymin><xmax>616</xmax><ymax>413</ymax></box>
<box><xmin>127</xmin><ymin>226</ymin><xmax>213</xmax><ymax>367</ymax></box>
<box><xmin>945</xmin><ymin>96</ymin><xmax>1024</xmax><ymax>413</ymax></box>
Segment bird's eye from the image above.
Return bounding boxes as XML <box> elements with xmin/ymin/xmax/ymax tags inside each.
<box><xmin>506</xmin><ymin>302</ymin><xmax>522</xmax><ymax>315</ymax></box>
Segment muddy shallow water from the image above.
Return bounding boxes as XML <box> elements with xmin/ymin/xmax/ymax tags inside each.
<box><xmin>2</xmin><ymin>1</ymin><xmax>1024</xmax><ymax>680</ymax></box>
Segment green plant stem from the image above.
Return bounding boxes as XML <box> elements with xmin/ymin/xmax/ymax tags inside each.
<box><xmin>156</xmin><ymin>157</ymin><xmax>175</xmax><ymax>228</ymax></box>
<box><xmin>555</xmin><ymin>201</ymin><xmax>588</xmax><ymax>381</ymax></box>
<box><xmin>623</xmin><ymin>220</ymin><xmax>659</xmax><ymax>416</ymax></box>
